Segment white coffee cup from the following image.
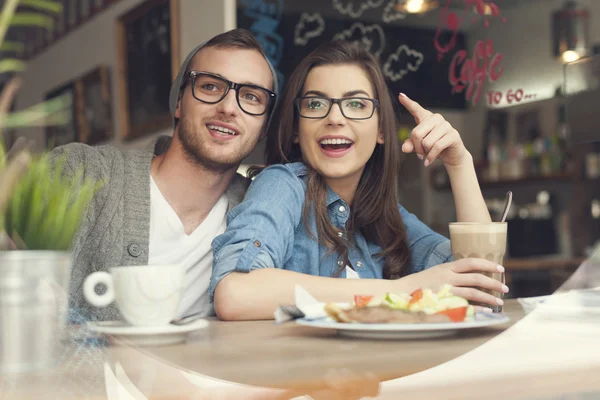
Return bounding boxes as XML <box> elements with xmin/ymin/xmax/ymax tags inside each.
<box><xmin>83</xmin><ymin>265</ymin><xmax>185</xmax><ymax>326</ymax></box>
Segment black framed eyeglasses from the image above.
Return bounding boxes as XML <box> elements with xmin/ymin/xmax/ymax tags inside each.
<box><xmin>184</xmin><ymin>71</ymin><xmax>276</xmax><ymax>116</ymax></box>
<box><xmin>295</xmin><ymin>96</ymin><xmax>379</xmax><ymax>120</ymax></box>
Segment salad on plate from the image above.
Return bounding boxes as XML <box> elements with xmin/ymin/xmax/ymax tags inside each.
<box><xmin>325</xmin><ymin>284</ymin><xmax>475</xmax><ymax>324</ymax></box>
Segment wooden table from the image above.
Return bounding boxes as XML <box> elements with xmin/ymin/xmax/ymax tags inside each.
<box><xmin>130</xmin><ymin>301</ymin><xmax>524</xmax><ymax>389</ymax></box>
<box><xmin>4</xmin><ymin>250</ymin><xmax>600</xmax><ymax>399</ymax></box>
<box><xmin>0</xmin><ymin>301</ymin><xmax>524</xmax><ymax>400</ymax></box>
<box><xmin>4</xmin><ymin>295</ymin><xmax>600</xmax><ymax>400</ymax></box>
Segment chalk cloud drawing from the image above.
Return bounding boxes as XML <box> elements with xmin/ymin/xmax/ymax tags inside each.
<box><xmin>383</xmin><ymin>45</ymin><xmax>424</xmax><ymax>81</ymax></box>
<box><xmin>332</xmin><ymin>0</ymin><xmax>385</xmax><ymax>18</ymax></box>
<box><xmin>382</xmin><ymin>0</ymin><xmax>406</xmax><ymax>23</ymax></box>
<box><xmin>333</xmin><ymin>23</ymin><xmax>386</xmax><ymax>57</ymax></box>
<box><xmin>294</xmin><ymin>12</ymin><xmax>326</xmax><ymax>46</ymax></box>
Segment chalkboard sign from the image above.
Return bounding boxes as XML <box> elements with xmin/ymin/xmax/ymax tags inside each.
<box><xmin>117</xmin><ymin>0</ymin><xmax>179</xmax><ymax>140</ymax></box>
<box><xmin>237</xmin><ymin>0</ymin><xmax>467</xmax><ymax>110</ymax></box>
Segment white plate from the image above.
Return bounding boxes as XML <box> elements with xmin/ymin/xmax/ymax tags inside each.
<box><xmin>87</xmin><ymin>318</ymin><xmax>209</xmax><ymax>346</ymax></box>
<box><xmin>296</xmin><ymin>312</ymin><xmax>510</xmax><ymax>339</ymax></box>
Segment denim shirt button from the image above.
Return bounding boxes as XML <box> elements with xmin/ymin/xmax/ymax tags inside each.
<box><xmin>356</xmin><ymin>261</ymin><xmax>363</xmax><ymax>268</ymax></box>
<box><xmin>253</xmin><ymin>240</ymin><xmax>262</xmax><ymax>248</ymax></box>
<box><xmin>337</xmin><ymin>259</ymin><xmax>344</xmax><ymax>266</ymax></box>
<box><xmin>337</xmin><ymin>231</ymin><xmax>343</xmax><ymax>237</ymax></box>
<box><xmin>338</xmin><ymin>205</ymin><xmax>346</xmax><ymax>213</ymax></box>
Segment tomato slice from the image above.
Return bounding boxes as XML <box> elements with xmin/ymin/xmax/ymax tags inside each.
<box><xmin>408</xmin><ymin>288</ymin><xmax>423</xmax><ymax>306</ymax></box>
<box><xmin>435</xmin><ymin>306</ymin><xmax>468</xmax><ymax>322</ymax></box>
<box><xmin>354</xmin><ymin>295</ymin><xmax>373</xmax><ymax>308</ymax></box>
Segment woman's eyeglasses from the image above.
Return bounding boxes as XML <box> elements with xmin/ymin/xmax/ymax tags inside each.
<box><xmin>294</xmin><ymin>96</ymin><xmax>379</xmax><ymax>120</ymax></box>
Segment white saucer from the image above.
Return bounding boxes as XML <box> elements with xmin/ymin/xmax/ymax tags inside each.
<box><xmin>86</xmin><ymin>318</ymin><xmax>209</xmax><ymax>346</ymax></box>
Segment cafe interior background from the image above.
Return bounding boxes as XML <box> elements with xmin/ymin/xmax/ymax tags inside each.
<box><xmin>4</xmin><ymin>0</ymin><xmax>600</xmax><ymax>300</ymax></box>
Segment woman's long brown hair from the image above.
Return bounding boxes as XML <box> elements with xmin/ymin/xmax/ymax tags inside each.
<box><xmin>249</xmin><ymin>41</ymin><xmax>411</xmax><ymax>279</ymax></box>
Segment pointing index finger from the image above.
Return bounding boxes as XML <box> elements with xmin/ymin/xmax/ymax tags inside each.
<box><xmin>399</xmin><ymin>93</ymin><xmax>432</xmax><ymax>124</ymax></box>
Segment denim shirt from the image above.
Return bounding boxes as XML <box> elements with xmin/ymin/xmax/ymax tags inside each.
<box><xmin>210</xmin><ymin>162</ymin><xmax>452</xmax><ymax>300</ymax></box>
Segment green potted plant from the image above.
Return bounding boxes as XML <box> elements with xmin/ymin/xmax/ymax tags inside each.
<box><xmin>0</xmin><ymin>0</ymin><xmax>102</xmax><ymax>373</ymax></box>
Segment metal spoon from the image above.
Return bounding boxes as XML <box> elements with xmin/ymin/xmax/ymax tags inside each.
<box><xmin>500</xmin><ymin>191</ymin><xmax>513</xmax><ymax>222</ymax></box>
<box><xmin>170</xmin><ymin>313</ymin><xmax>204</xmax><ymax>326</ymax></box>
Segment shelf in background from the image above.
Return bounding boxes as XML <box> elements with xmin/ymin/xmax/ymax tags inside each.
<box><xmin>504</xmin><ymin>257</ymin><xmax>586</xmax><ymax>271</ymax></box>
<box><xmin>431</xmin><ymin>171</ymin><xmax>576</xmax><ymax>190</ymax></box>
<box><xmin>477</xmin><ymin>172</ymin><xmax>575</xmax><ymax>188</ymax></box>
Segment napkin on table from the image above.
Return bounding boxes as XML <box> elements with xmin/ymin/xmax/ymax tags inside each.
<box><xmin>273</xmin><ymin>285</ymin><xmax>339</xmax><ymax>323</ymax></box>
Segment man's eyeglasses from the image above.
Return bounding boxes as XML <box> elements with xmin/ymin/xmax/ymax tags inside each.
<box><xmin>183</xmin><ymin>71</ymin><xmax>276</xmax><ymax>116</ymax></box>
<box><xmin>294</xmin><ymin>96</ymin><xmax>379</xmax><ymax>120</ymax></box>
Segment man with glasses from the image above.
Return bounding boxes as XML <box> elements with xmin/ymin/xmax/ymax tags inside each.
<box><xmin>50</xmin><ymin>28</ymin><xmax>279</xmax><ymax>322</ymax></box>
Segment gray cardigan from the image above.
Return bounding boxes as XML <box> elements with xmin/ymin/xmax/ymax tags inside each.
<box><xmin>50</xmin><ymin>136</ymin><xmax>250</xmax><ymax>321</ymax></box>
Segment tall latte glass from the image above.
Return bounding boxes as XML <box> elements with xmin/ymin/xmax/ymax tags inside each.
<box><xmin>449</xmin><ymin>222</ymin><xmax>507</xmax><ymax>313</ymax></box>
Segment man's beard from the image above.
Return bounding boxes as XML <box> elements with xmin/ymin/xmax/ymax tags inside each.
<box><xmin>178</xmin><ymin>117</ymin><xmax>253</xmax><ymax>173</ymax></box>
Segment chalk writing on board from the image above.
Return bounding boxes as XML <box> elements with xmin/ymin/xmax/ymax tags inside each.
<box><xmin>434</xmin><ymin>0</ymin><xmax>505</xmax><ymax>62</ymax></box>
<box><xmin>382</xmin><ymin>1</ymin><xmax>406</xmax><ymax>23</ymax></box>
<box><xmin>333</xmin><ymin>23</ymin><xmax>385</xmax><ymax>57</ymax></box>
<box><xmin>449</xmin><ymin>39</ymin><xmax>503</xmax><ymax>105</ymax></box>
<box><xmin>294</xmin><ymin>12</ymin><xmax>325</xmax><ymax>46</ymax></box>
<box><xmin>240</xmin><ymin>0</ymin><xmax>285</xmax><ymax>85</ymax></box>
<box><xmin>383</xmin><ymin>45</ymin><xmax>423</xmax><ymax>82</ymax></box>
<box><xmin>487</xmin><ymin>89</ymin><xmax>537</xmax><ymax>106</ymax></box>
<box><xmin>332</xmin><ymin>0</ymin><xmax>385</xmax><ymax>18</ymax></box>
<box><xmin>236</xmin><ymin>0</ymin><xmax>467</xmax><ymax>109</ymax></box>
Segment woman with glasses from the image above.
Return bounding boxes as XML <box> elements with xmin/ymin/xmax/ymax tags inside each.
<box><xmin>210</xmin><ymin>41</ymin><xmax>508</xmax><ymax>320</ymax></box>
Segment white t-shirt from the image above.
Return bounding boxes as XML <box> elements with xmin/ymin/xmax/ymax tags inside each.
<box><xmin>148</xmin><ymin>177</ymin><xmax>228</xmax><ymax>318</ymax></box>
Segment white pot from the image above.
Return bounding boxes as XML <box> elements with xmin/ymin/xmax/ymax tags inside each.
<box><xmin>0</xmin><ymin>250</ymin><xmax>72</xmax><ymax>374</ymax></box>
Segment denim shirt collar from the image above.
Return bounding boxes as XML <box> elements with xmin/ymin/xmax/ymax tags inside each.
<box><xmin>295</xmin><ymin>162</ymin><xmax>346</xmax><ymax>207</ymax></box>
<box><xmin>326</xmin><ymin>186</ymin><xmax>344</xmax><ymax>207</ymax></box>
<box><xmin>295</xmin><ymin>163</ymin><xmax>346</xmax><ymax>207</ymax></box>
